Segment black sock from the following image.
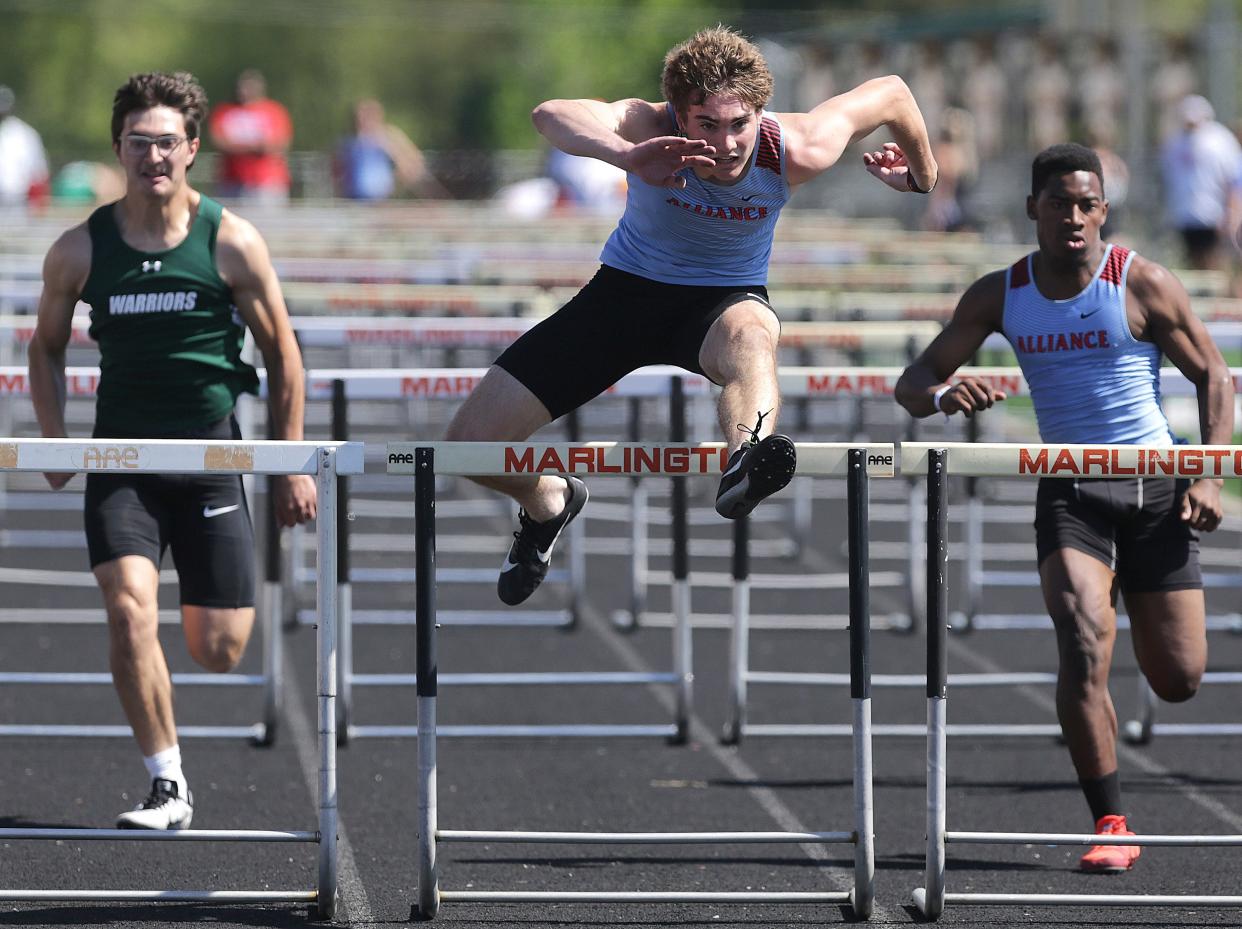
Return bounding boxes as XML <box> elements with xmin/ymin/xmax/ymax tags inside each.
<box><xmin>1079</xmin><ymin>770</ymin><xmax>1123</xmax><ymax>823</ymax></box>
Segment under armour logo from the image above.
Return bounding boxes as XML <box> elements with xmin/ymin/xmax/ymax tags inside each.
<box><xmin>141</xmin><ymin>260</ymin><xmax>162</xmax><ymax>273</ymax></box>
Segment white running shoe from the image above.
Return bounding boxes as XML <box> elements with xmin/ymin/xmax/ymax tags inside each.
<box><xmin>116</xmin><ymin>777</ymin><xmax>194</xmax><ymax>830</ymax></box>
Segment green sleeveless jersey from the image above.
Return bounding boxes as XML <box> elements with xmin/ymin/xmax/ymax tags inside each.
<box><xmin>81</xmin><ymin>195</ymin><xmax>259</xmax><ymax>436</ymax></box>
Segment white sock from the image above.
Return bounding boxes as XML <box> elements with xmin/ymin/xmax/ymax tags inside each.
<box><xmin>143</xmin><ymin>745</ymin><xmax>189</xmax><ymax>799</ymax></box>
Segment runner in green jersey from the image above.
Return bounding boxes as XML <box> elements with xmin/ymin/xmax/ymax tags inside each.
<box><xmin>28</xmin><ymin>71</ymin><xmax>316</xmax><ymax>830</ymax></box>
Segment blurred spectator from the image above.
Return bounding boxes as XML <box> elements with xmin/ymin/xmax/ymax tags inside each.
<box><xmin>494</xmin><ymin>148</ymin><xmax>626</xmax><ymax>221</ymax></box>
<box><xmin>1078</xmin><ymin>38</ymin><xmax>1126</xmax><ymax>148</ymax></box>
<box><xmin>545</xmin><ymin>148</ymin><xmax>626</xmax><ymax>214</ymax></box>
<box><xmin>1086</xmin><ymin>126</ymin><xmax>1130</xmax><ymax>240</ymax></box>
<box><xmin>797</xmin><ymin>44</ymin><xmax>836</xmax><ymax>113</ymax></box>
<box><xmin>51</xmin><ymin>161</ymin><xmax>125</xmax><ymax>205</ymax></box>
<box><xmin>908</xmin><ymin>40</ymin><xmax>947</xmax><ymax>141</ymax></box>
<box><xmin>963</xmin><ymin>37</ymin><xmax>1005</xmax><ymax>159</ymax></box>
<box><xmin>208</xmin><ymin>69</ymin><xmax>292</xmax><ymax>202</ymax></box>
<box><xmin>1152</xmin><ymin>35</ymin><xmax>1198</xmax><ymax>143</ymax></box>
<box><xmin>923</xmin><ymin>107</ymin><xmax>977</xmax><ymax>233</ymax></box>
<box><xmin>335</xmin><ymin>98</ymin><xmax>430</xmax><ymax>200</ymax></box>
<box><xmin>1159</xmin><ymin>94</ymin><xmax>1242</xmax><ymax>270</ymax></box>
<box><xmin>0</xmin><ymin>85</ymin><xmax>50</xmax><ymax>206</ymax></box>
<box><xmin>1026</xmin><ymin>36</ymin><xmax>1071</xmax><ymax>151</ymax></box>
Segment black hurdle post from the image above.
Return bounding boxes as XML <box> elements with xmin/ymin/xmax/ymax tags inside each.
<box><xmin>847</xmin><ymin>446</ymin><xmax>875</xmax><ymax>919</ymax></box>
<box><xmin>922</xmin><ymin>447</ymin><xmax>949</xmax><ymax>919</ymax></box>
<box><xmin>413</xmin><ymin>446</ymin><xmax>440</xmax><ymax>921</ymax></box>
<box><xmin>670</xmin><ymin>375</ymin><xmax>691</xmax><ymax>744</ymax></box>
<box><xmin>848</xmin><ymin>448</ymin><xmax>871</xmax><ymax>707</ymax></box>
<box><xmin>333</xmin><ymin>379</ymin><xmax>353</xmax><ymax>744</ymax></box>
<box><xmin>257</xmin><ymin>419</ymin><xmax>281</xmax><ymax>746</ymax></box>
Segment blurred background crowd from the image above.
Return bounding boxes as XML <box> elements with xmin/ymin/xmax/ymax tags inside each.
<box><xmin>4</xmin><ymin>0</ymin><xmax>1242</xmax><ymax>272</ymax></box>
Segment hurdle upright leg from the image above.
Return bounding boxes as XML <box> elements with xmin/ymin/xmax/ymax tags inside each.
<box><xmin>332</xmin><ymin>379</ymin><xmax>354</xmax><ymax>745</ymax></box>
<box><xmin>315</xmin><ymin>446</ymin><xmax>340</xmax><ymax>920</ymax></box>
<box><xmin>914</xmin><ymin>448</ymin><xmax>949</xmax><ymax>920</ymax></box>
<box><xmin>260</xmin><ymin>463</ymin><xmax>284</xmax><ymax>746</ymax></box>
<box><xmin>413</xmin><ymin>446</ymin><xmax>440</xmax><ymax>921</ymax></box>
<box><xmin>670</xmin><ymin>376</ymin><xmax>692</xmax><ymax>744</ymax></box>
<box><xmin>847</xmin><ymin>448</ymin><xmax>875</xmax><ymax>918</ymax></box>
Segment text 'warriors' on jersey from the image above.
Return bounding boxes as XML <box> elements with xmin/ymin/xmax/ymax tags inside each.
<box><xmin>1001</xmin><ymin>245</ymin><xmax>1172</xmax><ymax>445</ymax></box>
<box><xmin>599</xmin><ymin>109</ymin><xmax>791</xmax><ymax>286</ymax></box>
<box><xmin>80</xmin><ymin>196</ymin><xmax>259</xmax><ymax>436</ymax></box>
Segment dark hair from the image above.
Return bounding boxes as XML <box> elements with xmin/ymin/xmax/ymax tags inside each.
<box><xmin>662</xmin><ymin>25</ymin><xmax>773</xmax><ymax>115</ymax></box>
<box><xmin>111</xmin><ymin>71</ymin><xmax>208</xmax><ymax>144</ymax></box>
<box><xmin>1031</xmin><ymin>143</ymin><xmax>1104</xmax><ymax>198</ymax></box>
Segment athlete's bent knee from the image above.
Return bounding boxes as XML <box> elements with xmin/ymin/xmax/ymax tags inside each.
<box><xmin>1147</xmin><ymin>668</ymin><xmax>1202</xmax><ymax>703</ymax></box>
<box><xmin>188</xmin><ymin>634</ymin><xmax>245</xmax><ymax>673</ymax></box>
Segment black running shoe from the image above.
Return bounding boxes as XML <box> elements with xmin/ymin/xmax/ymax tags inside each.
<box><xmin>116</xmin><ymin>778</ymin><xmax>194</xmax><ymax>830</ymax></box>
<box><xmin>714</xmin><ymin>411</ymin><xmax>797</xmax><ymax>519</ymax></box>
<box><xmin>498</xmin><ymin>476</ymin><xmax>589</xmax><ymax>606</ymax></box>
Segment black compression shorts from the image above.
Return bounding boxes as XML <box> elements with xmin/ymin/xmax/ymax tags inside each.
<box><xmin>1034</xmin><ymin>476</ymin><xmax>1202</xmax><ymax>593</ymax></box>
<box><xmin>84</xmin><ymin>415</ymin><xmax>256</xmax><ymax>608</ymax></box>
<box><xmin>494</xmin><ymin>264</ymin><xmax>775</xmax><ymax>420</ymax></box>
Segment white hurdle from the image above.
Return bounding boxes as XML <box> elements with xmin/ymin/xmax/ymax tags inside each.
<box><xmin>908</xmin><ymin>442</ymin><xmax>1242</xmax><ymax>919</ymax></box>
<box><xmin>0</xmin><ymin>438</ymin><xmax>363</xmax><ymax>917</ymax></box>
<box><xmin>388</xmin><ymin>441</ymin><xmax>878</xmax><ymax>920</ymax></box>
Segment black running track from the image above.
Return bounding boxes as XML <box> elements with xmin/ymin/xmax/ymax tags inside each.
<box><xmin>3</xmin><ymin>410</ymin><xmax>1242</xmax><ymax>929</ymax></box>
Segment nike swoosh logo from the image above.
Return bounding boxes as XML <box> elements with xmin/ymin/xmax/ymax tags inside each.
<box><xmin>722</xmin><ymin>454</ymin><xmax>747</xmax><ymax>479</ymax></box>
<box><xmin>739</xmin><ymin>195</ymin><xmax>756</xmax><ymax>202</ymax></box>
<box><xmin>202</xmin><ymin>504</ymin><xmax>240</xmax><ymax>518</ymax></box>
<box><xmin>1079</xmin><ymin>307</ymin><xmax>1102</xmax><ymax>319</ymax></box>
<box><xmin>500</xmin><ymin>547</ymin><xmax>551</xmax><ymax>573</ymax></box>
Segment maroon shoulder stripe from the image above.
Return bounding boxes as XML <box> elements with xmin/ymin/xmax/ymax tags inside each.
<box><xmin>1099</xmin><ymin>245</ymin><xmax>1130</xmax><ymax>284</ymax></box>
<box><xmin>1009</xmin><ymin>257</ymin><xmax>1030</xmax><ymax>289</ymax></box>
<box><xmin>755</xmin><ymin>117</ymin><xmax>781</xmax><ymax>173</ymax></box>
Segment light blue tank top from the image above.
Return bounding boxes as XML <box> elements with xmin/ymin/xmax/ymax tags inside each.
<box><xmin>1001</xmin><ymin>245</ymin><xmax>1173</xmax><ymax>445</ymax></box>
<box><xmin>599</xmin><ymin>107</ymin><xmax>792</xmax><ymax>285</ymax></box>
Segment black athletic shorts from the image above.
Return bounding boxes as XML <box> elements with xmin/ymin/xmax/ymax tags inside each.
<box><xmin>495</xmin><ymin>264</ymin><xmax>776</xmax><ymax>420</ymax></box>
<box><xmin>1034</xmin><ymin>476</ymin><xmax>1202</xmax><ymax>593</ymax></box>
<box><xmin>84</xmin><ymin>415</ymin><xmax>256</xmax><ymax>608</ymax></box>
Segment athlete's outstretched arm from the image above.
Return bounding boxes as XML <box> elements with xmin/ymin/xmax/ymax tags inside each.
<box><xmin>28</xmin><ymin>225</ymin><xmax>90</xmax><ymax>488</ymax></box>
<box><xmin>531</xmin><ymin>97</ymin><xmax>716</xmax><ymax>188</ymax></box>
<box><xmin>1129</xmin><ymin>257</ymin><xmax>1234</xmax><ymax>530</ymax></box>
<box><xmin>780</xmin><ymin>75</ymin><xmax>936</xmax><ymax>190</ymax></box>
<box><xmin>895</xmin><ymin>272</ymin><xmax>1007</xmax><ymax>419</ymax></box>
<box><xmin>216</xmin><ymin>211</ymin><xmax>317</xmax><ymax>527</ymax></box>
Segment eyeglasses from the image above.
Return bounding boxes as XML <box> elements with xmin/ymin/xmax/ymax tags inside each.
<box><xmin>121</xmin><ymin>134</ymin><xmax>188</xmax><ymax>157</ymax></box>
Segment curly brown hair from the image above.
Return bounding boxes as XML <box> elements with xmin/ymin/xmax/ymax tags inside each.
<box><xmin>111</xmin><ymin>71</ymin><xmax>209</xmax><ymax>144</ymax></box>
<box><xmin>661</xmin><ymin>26</ymin><xmax>773</xmax><ymax>116</ymax></box>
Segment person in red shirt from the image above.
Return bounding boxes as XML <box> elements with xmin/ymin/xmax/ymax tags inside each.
<box><xmin>208</xmin><ymin>69</ymin><xmax>292</xmax><ymax>203</ymax></box>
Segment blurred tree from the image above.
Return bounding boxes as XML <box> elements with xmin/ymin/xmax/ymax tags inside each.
<box><xmin>0</xmin><ymin>0</ymin><xmax>737</xmax><ymax>161</ymax></box>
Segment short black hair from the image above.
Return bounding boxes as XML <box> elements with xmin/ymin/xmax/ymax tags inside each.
<box><xmin>111</xmin><ymin>71</ymin><xmax>208</xmax><ymax>144</ymax></box>
<box><xmin>1031</xmin><ymin>143</ymin><xmax>1104</xmax><ymax>198</ymax></box>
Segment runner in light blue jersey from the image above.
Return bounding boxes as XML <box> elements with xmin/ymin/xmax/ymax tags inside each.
<box><xmin>446</xmin><ymin>25</ymin><xmax>939</xmax><ymax>606</ymax></box>
<box><xmin>896</xmin><ymin>143</ymin><xmax>1235</xmax><ymax>874</ymax></box>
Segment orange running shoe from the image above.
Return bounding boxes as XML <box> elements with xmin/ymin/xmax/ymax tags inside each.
<box><xmin>1079</xmin><ymin>814</ymin><xmax>1141</xmax><ymax>873</ymax></box>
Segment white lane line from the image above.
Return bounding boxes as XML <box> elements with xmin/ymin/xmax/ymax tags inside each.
<box><xmin>577</xmin><ymin>598</ymin><xmax>896</xmax><ymax>921</ymax></box>
<box><xmin>283</xmin><ymin>641</ymin><xmax>375</xmax><ymax>925</ymax></box>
